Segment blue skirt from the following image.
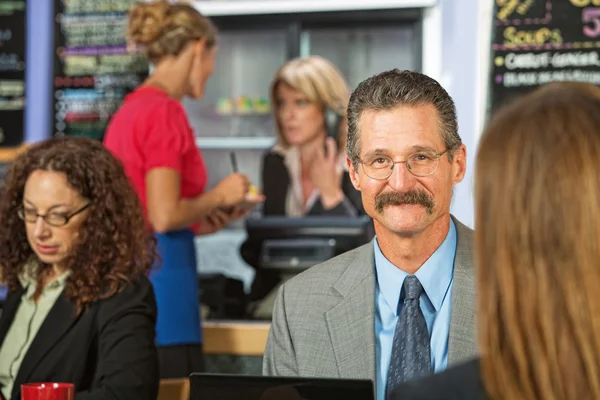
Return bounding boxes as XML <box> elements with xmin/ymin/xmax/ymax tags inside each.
<box><xmin>150</xmin><ymin>229</ymin><xmax>202</xmax><ymax>346</ymax></box>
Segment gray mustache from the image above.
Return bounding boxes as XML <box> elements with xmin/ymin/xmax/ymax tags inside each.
<box><xmin>375</xmin><ymin>190</ymin><xmax>435</xmax><ymax>215</ymax></box>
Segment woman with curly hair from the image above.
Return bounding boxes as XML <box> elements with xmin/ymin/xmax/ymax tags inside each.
<box><xmin>0</xmin><ymin>137</ymin><xmax>159</xmax><ymax>400</ymax></box>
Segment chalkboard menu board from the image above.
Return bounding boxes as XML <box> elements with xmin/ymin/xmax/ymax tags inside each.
<box><xmin>490</xmin><ymin>0</ymin><xmax>600</xmax><ymax>113</ymax></box>
<box><xmin>53</xmin><ymin>0</ymin><xmax>148</xmax><ymax>140</ymax></box>
<box><xmin>0</xmin><ymin>0</ymin><xmax>26</xmax><ymax>147</ymax></box>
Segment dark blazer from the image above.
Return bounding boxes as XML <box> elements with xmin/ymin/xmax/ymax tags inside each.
<box><xmin>261</xmin><ymin>151</ymin><xmax>364</xmax><ymax>216</ymax></box>
<box><xmin>392</xmin><ymin>359</ymin><xmax>485</xmax><ymax>400</ymax></box>
<box><xmin>0</xmin><ymin>276</ymin><xmax>159</xmax><ymax>400</ymax></box>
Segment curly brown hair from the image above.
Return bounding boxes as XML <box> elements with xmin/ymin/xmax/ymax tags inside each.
<box><xmin>0</xmin><ymin>136</ymin><xmax>158</xmax><ymax>314</ymax></box>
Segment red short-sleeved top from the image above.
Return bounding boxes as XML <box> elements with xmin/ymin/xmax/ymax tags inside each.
<box><xmin>104</xmin><ymin>86</ymin><xmax>207</xmax><ymax>231</ymax></box>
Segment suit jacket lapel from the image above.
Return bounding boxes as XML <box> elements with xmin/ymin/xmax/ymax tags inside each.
<box><xmin>325</xmin><ymin>242</ymin><xmax>377</xmax><ymax>383</ymax></box>
<box><xmin>12</xmin><ymin>290</ymin><xmax>78</xmax><ymax>397</ymax></box>
<box><xmin>448</xmin><ymin>217</ymin><xmax>478</xmax><ymax>365</ymax></box>
<box><xmin>0</xmin><ymin>286</ymin><xmax>26</xmax><ymax>348</ymax></box>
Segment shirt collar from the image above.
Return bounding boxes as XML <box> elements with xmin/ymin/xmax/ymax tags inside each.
<box><xmin>19</xmin><ymin>260</ymin><xmax>71</xmax><ymax>298</ymax></box>
<box><xmin>374</xmin><ymin>219</ymin><xmax>457</xmax><ymax>315</ymax></box>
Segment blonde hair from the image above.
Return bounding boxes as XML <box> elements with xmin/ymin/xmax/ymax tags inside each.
<box><xmin>475</xmin><ymin>82</ymin><xmax>600</xmax><ymax>399</ymax></box>
<box><xmin>270</xmin><ymin>56</ymin><xmax>350</xmax><ymax>150</ymax></box>
<box><xmin>128</xmin><ymin>0</ymin><xmax>217</xmax><ymax>64</ymax></box>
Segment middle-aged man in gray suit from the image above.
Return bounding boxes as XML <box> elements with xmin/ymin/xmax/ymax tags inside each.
<box><xmin>263</xmin><ymin>69</ymin><xmax>477</xmax><ymax>400</ymax></box>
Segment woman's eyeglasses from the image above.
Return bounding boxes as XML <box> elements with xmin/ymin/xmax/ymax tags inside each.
<box><xmin>18</xmin><ymin>203</ymin><xmax>91</xmax><ymax>227</ymax></box>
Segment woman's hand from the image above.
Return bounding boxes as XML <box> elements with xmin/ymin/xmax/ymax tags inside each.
<box><xmin>196</xmin><ymin>209</ymin><xmax>231</xmax><ymax>235</ymax></box>
<box><xmin>195</xmin><ymin>204</ymin><xmax>254</xmax><ymax>236</ymax></box>
<box><xmin>308</xmin><ymin>137</ymin><xmax>344</xmax><ymax>208</ymax></box>
<box><xmin>211</xmin><ymin>173</ymin><xmax>250</xmax><ymax>207</ymax></box>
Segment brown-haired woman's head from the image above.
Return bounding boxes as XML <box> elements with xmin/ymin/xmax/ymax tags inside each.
<box><xmin>128</xmin><ymin>0</ymin><xmax>217</xmax><ymax>99</ymax></box>
<box><xmin>0</xmin><ymin>137</ymin><xmax>157</xmax><ymax>314</ymax></box>
<box><xmin>271</xmin><ymin>56</ymin><xmax>350</xmax><ymax>152</ymax></box>
<box><xmin>475</xmin><ymin>82</ymin><xmax>600</xmax><ymax>399</ymax></box>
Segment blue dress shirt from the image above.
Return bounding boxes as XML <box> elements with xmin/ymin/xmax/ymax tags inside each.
<box><xmin>374</xmin><ymin>220</ymin><xmax>457</xmax><ymax>400</ymax></box>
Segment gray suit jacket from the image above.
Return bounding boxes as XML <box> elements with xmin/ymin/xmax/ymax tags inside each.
<box><xmin>263</xmin><ymin>216</ymin><xmax>478</xmax><ymax>385</ymax></box>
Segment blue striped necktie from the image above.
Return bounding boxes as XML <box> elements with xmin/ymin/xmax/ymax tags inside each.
<box><xmin>386</xmin><ymin>275</ymin><xmax>431</xmax><ymax>399</ymax></box>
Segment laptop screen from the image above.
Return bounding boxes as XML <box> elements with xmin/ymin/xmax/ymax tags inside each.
<box><xmin>190</xmin><ymin>373</ymin><xmax>374</xmax><ymax>400</ymax></box>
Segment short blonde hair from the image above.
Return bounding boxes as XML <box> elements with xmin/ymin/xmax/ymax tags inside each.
<box><xmin>270</xmin><ymin>56</ymin><xmax>350</xmax><ymax>149</ymax></box>
<box><xmin>128</xmin><ymin>0</ymin><xmax>217</xmax><ymax>64</ymax></box>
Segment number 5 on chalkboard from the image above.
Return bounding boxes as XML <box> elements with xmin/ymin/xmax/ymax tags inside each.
<box><xmin>583</xmin><ymin>8</ymin><xmax>600</xmax><ymax>38</ymax></box>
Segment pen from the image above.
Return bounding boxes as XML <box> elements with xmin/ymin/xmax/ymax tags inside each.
<box><xmin>229</xmin><ymin>151</ymin><xmax>238</xmax><ymax>173</ymax></box>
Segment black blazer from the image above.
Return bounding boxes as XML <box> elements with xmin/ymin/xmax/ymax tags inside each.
<box><xmin>0</xmin><ymin>276</ymin><xmax>159</xmax><ymax>400</ymax></box>
<box><xmin>393</xmin><ymin>359</ymin><xmax>486</xmax><ymax>400</ymax></box>
<box><xmin>261</xmin><ymin>151</ymin><xmax>364</xmax><ymax>216</ymax></box>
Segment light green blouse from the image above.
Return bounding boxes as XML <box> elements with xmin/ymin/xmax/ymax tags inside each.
<box><xmin>0</xmin><ymin>265</ymin><xmax>70</xmax><ymax>400</ymax></box>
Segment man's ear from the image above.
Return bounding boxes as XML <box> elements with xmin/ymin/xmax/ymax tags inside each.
<box><xmin>347</xmin><ymin>156</ymin><xmax>361</xmax><ymax>191</ymax></box>
<box><xmin>452</xmin><ymin>144</ymin><xmax>467</xmax><ymax>185</ymax></box>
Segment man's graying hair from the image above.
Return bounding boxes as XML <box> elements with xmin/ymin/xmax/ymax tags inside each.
<box><xmin>346</xmin><ymin>69</ymin><xmax>461</xmax><ymax>167</ymax></box>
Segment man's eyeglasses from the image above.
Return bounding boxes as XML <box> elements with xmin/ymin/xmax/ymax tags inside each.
<box><xmin>357</xmin><ymin>149</ymin><xmax>449</xmax><ymax>180</ymax></box>
<box><xmin>18</xmin><ymin>203</ymin><xmax>91</xmax><ymax>227</ymax></box>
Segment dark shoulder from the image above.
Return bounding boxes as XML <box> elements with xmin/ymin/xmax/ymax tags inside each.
<box><xmin>263</xmin><ymin>151</ymin><xmax>285</xmax><ymax>168</ymax></box>
<box><xmin>261</xmin><ymin>150</ymin><xmax>288</xmax><ymax>180</ymax></box>
<box><xmin>97</xmin><ymin>275</ymin><xmax>156</xmax><ymax>323</ymax></box>
<box><xmin>393</xmin><ymin>359</ymin><xmax>485</xmax><ymax>400</ymax></box>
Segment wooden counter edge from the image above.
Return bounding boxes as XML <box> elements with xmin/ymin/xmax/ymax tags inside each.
<box><xmin>0</xmin><ymin>144</ymin><xmax>28</xmax><ymax>163</ymax></box>
<box><xmin>203</xmin><ymin>321</ymin><xmax>271</xmax><ymax>356</ymax></box>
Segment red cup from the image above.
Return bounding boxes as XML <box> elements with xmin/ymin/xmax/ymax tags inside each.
<box><xmin>21</xmin><ymin>383</ymin><xmax>74</xmax><ymax>400</ymax></box>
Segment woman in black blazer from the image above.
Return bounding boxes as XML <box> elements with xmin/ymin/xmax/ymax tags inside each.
<box><xmin>260</xmin><ymin>150</ymin><xmax>363</xmax><ymax>217</ymax></box>
<box><xmin>394</xmin><ymin>83</ymin><xmax>600</xmax><ymax>399</ymax></box>
<box><xmin>241</xmin><ymin>56</ymin><xmax>365</xmax><ymax>311</ymax></box>
<box><xmin>0</xmin><ymin>137</ymin><xmax>158</xmax><ymax>400</ymax></box>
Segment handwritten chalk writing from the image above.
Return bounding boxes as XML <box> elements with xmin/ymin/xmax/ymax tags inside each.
<box><xmin>0</xmin><ymin>29</ymin><xmax>12</xmax><ymax>41</ymax></box>
<box><xmin>570</xmin><ymin>0</ymin><xmax>600</xmax><ymax>6</ymax></box>
<box><xmin>98</xmin><ymin>55</ymin><xmax>147</xmax><ymax>73</ymax></box>
<box><xmin>64</xmin><ymin>112</ymin><xmax>100</xmax><ymax>123</ymax></box>
<box><xmin>63</xmin><ymin>0</ymin><xmax>133</xmax><ymax>14</ymax></box>
<box><xmin>501</xmin><ymin>69</ymin><xmax>600</xmax><ymax>88</ymax></box>
<box><xmin>60</xmin><ymin>89</ymin><xmax>125</xmax><ymax>102</ymax></box>
<box><xmin>505</xmin><ymin>52</ymin><xmax>551</xmax><ymax>69</ymax></box>
<box><xmin>63</xmin><ymin>45</ymin><xmax>131</xmax><ymax>56</ymax></box>
<box><xmin>54</xmin><ymin>76</ymin><xmax>95</xmax><ymax>88</ymax></box>
<box><xmin>0</xmin><ymin>1</ymin><xmax>25</xmax><ymax>15</ymax></box>
<box><xmin>95</xmin><ymin>74</ymin><xmax>140</xmax><ymax>89</ymax></box>
<box><xmin>582</xmin><ymin>8</ymin><xmax>600</xmax><ymax>37</ymax></box>
<box><xmin>0</xmin><ymin>98</ymin><xmax>25</xmax><ymax>110</ymax></box>
<box><xmin>494</xmin><ymin>0</ymin><xmax>553</xmax><ymax>26</ymax></box>
<box><xmin>59</xmin><ymin>99</ymin><xmax>121</xmax><ymax>114</ymax></box>
<box><xmin>0</xmin><ymin>80</ymin><xmax>24</xmax><ymax>96</ymax></box>
<box><xmin>552</xmin><ymin>51</ymin><xmax>600</xmax><ymax>67</ymax></box>
<box><xmin>67</xmin><ymin>121</ymin><xmax>109</xmax><ymax>130</ymax></box>
<box><xmin>54</xmin><ymin>0</ymin><xmax>148</xmax><ymax>138</ymax></box>
<box><xmin>62</xmin><ymin>89</ymin><xmax>103</xmax><ymax>100</ymax></box>
<box><xmin>62</xmin><ymin>54</ymin><xmax>147</xmax><ymax>76</ymax></box>
<box><xmin>517</xmin><ymin>0</ymin><xmax>534</xmax><ymax>15</ymax></box>
<box><xmin>504</xmin><ymin>51</ymin><xmax>600</xmax><ymax>70</ymax></box>
<box><xmin>497</xmin><ymin>0</ymin><xmax>520</xmax><ymax>20</ymax></box>
<box><xmin>503</xmin><ymin>27</ymin><xmax>563</xmax><ymax>46</ymax></box>
<box><xmin>504</xmin><ymin>72</ymin><xmax>538</xmax><ymax>86</ymax></box>
<box><xmin>0</xmin><ymin>53</ymin><xmax>23</xmax><ymax>71</ymax></box>
<box><xmin>61</xmin><ymin>15</ymin><xmax>128</xmax><ymax>47</ymax></box>
<box><xmin>61</xmin><ymin>13</ymin><xmax>128</xmax><ymax>24</ymax></box>
<box><xmin>64</xmin><ymin>56</ymin><xmax>97</xmax><ymax>76</ymax></box>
